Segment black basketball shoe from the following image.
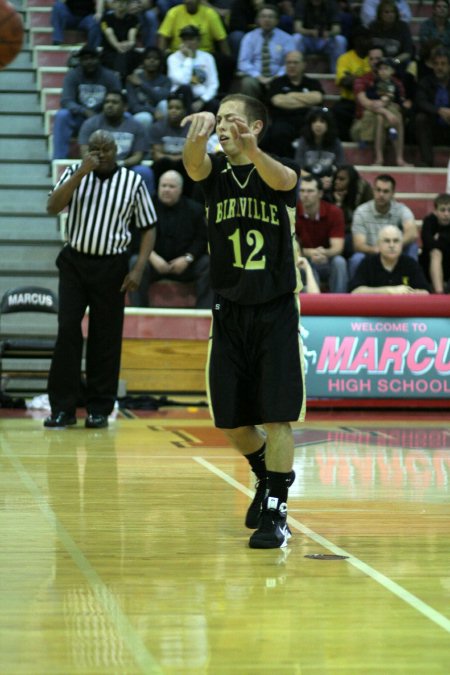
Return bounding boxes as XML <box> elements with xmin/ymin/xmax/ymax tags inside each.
<box><xmin>245</xmin><ymin>477</ymin><xmax>267</xmax><ymax>529</ymax></box>
<box><xmin>248</xmin><ymin>497</ymin><xmax>292</xmax><ymax>549</ymax></box>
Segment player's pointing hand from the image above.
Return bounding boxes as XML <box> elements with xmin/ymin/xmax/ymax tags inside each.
<box><xmin>181</xmin><ymin>111</ymin><xmax>216</xmax><ymax>141</ymax></box>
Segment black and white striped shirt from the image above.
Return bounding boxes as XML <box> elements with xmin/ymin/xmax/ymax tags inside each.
<box><xmin>53</xmin><ymin>164</ymin><xmax>157</xmax><ymax>255</ymax></box>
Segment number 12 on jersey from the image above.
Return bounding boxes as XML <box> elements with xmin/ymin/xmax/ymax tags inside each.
<box><xmin>228</xmin><ymin>228</ymin><xmax>266</xmax><ymax>270</ymax></box>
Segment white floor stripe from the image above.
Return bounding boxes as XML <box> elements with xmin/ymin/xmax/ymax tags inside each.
<box><xmin>194</xmin><ymin>456</ymin><xmax>450</xmax><ymax>634</ymax></box>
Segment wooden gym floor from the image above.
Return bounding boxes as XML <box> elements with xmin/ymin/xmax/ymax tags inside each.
<box><xmin>0</xmin><ymin>405</ymin><xmax>449</xmax><ymax>674</ymax></box>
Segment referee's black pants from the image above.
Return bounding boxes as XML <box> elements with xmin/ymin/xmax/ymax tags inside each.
<box><xmin>48</xmin><ymin>246</ymin><xmax>128</xmax><ymax>417</ymax></box>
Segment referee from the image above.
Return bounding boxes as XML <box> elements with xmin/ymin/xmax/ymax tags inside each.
<box><xmin>44</xmin><ymin>130</ymin><xmax>157</xmax><ymax>429</ymax></box>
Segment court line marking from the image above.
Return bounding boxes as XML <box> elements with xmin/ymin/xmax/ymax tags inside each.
<box><xmin>2</xmin><ymin>442</ymin><xmax>163</xmax><ymax>675</ymax></box>
<box><xmin>194</xmin><ymin>456</ymin><xmax>450</xmax><ymax>635</ymax></box>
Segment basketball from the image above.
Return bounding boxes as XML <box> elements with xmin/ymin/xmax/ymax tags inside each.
<box><xmin>0</xmin><ymin>0</ymin><xmax>24</xmax><ymax>69</ymax></box>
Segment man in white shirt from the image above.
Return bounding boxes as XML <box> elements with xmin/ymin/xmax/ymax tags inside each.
<box><xmin>167</xmin><ymin>24</ymin><xmax>219</xmax><ymax>113</ymax></box>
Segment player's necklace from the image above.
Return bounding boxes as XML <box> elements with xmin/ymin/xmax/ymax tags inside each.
<box><xmin>228</xmin><ymin>164</ymin><xmax>256</xmax><ymax>190</ymax></box>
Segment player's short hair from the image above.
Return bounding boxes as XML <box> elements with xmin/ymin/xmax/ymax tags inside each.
<box><xmin>434</xmin><ymin>192</ymin><xmax>450</xmax><ymax>207</ymax></box>
<box><xmin>219</xmin><ymin>94</ymin><xmax>269</xmax><ymax>141</ymax></box>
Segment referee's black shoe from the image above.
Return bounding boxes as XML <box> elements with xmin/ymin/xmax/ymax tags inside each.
<box><xmin>44</xmin><ymin>412</ymin><xmax>77</xmax><ymax>428</ymax></box>
<box><xmin>249</xmin><ymin>497</ymin><xmax>292</xmax><ymax>549</ymax></box>
<box><xmin>85</xmin><ymin>413</ymin><xmax>108</xmax><ymax>429</ymax></box>
<box><xmin>245</xmin><ymin>477</ymin><xmax>267</xmax><ymax>529</ymax></box>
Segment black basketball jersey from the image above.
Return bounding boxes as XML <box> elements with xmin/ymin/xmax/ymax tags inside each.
<box><xmin>200</xmin><ymin>153</ymin><xmax>301</xmax><ymax>305</ymax></box>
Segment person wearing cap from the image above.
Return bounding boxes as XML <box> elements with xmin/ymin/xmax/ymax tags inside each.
<box><xmin>158</xmin><ymin>0</ymin><xmax>229</xmax><ymax>55</ymax></box>
<box><xmin>167</xmin><ymin>25</ymin><xmax>220</xmax><ymax>113</ymax></box>
<box><xmin>157</xmin><ymin>0</ymin><xmax>234</xmax><ymax>92</ymax></box>
<box><xmin>52</xmin><ymin>45</ymin><xmax>121</xmax><ymax>160</ymax></box>
<box><xmin>51</xmin><ymin>0</ymin><xmax>104</xmax><ymax>48</ymax></box>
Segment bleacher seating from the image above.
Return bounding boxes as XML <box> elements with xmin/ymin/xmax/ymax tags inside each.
<box><xmin>33</xmin><ymin>0</ymin><xmax>446</xmax><ymax>309</ymax></box>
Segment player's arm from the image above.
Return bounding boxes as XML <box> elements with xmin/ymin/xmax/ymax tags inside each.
<box><xmin>181</xmin><ymin>112</ymin><xmax>214</xmax><ymax>181</ymax></box>
<box><xmin>231</xmin><ymin>116</ymin><xmax>297</xmax><ymax>191</ymax></box>
<box><xmin>250</xmin><ymin>148</ymin><xmax>297</xmax><ymax>192</ymax></box>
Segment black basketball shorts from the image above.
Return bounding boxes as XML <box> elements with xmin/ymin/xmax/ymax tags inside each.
<box><xmin>206</xmin><ymin>293</ymin><xmax>306</xmax><ymax>429</ymax></box>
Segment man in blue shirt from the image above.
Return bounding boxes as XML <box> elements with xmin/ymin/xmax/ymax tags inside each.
<box><xmin>237</xmin><ymin>4</ymin><xmax>296</xmax><ymax>99</ymax></box>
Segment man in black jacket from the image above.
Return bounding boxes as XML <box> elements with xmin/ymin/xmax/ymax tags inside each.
<box><xmin>415</xmin><ymin>47</ymin><xmax>450</xmax><ymax>166</ymax></box>
<box><xmin>350</xmin><ymin>225</ymin><xmax>430</xmax><ymax>294</ymax></box>
<box><xmin>128</xmin><ymin>170</ymin><xmax>213</xmax><ymax>308</ymax></box>
<box><xmin>261</xmin><ymin>50</ymin><xmax>324</xmax><ymax>157</ymax></box>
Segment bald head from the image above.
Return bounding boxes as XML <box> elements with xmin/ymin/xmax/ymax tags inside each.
<box><xmin>378</xmin><ymin>225</ymin><xmax>403</xmax><ymax>264</ymax></box>
<box><xmin>158</xmin><ymin>170</ymin><xmax>183</xmax><ymax>206</ymax></box>
<box><xmin>378</xmin><ymin>225</ymin><xmax>403</xmax><ymax>244</ymax></box>
<box><xmin>88</xmin><ymin>129</ymin><xmax>116</xmax><ymax>149</ymax></box>
<box><xmin>87</xmin><ymin>130</ymin><xmax>117</xmax><ymax>173</ymax></box>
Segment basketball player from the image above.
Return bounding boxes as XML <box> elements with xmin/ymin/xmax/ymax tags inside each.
<box><xmin>181</xmin><ymin>94</ymin><xmax>306</xmax><ymax>549</ymax></box>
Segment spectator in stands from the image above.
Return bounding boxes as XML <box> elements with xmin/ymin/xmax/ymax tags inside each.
<box><xmin>350</xmin><ymin>173</ymin><xmax>418</xmax><ymax>278</ymax></box>
<box><xmin>128</xmin><ymin>170</ymin><xmax>213</xmax><ymax>307</ymax></box>
<box><xmin>333</xmin><ymin>27</ymin><xmax>371</xmax><ymax>140</ymax></box>
<box><xmin>295</xmin><ymin>174</ymin><xmax>349</xmax><ymax>292</ymax></box>
<box><xmin>420</xmin><ymin>193</ymin><xmax>450</xmax><ymax>293</ymax></box>
<box><xmin>126</xmin><ymin>47</ymin><xmax>171</xmax><ymax>134</ymax></box>
<box><xmin>293</xmin><ymin>0</ymin><xmax>347</xmax><ymax>73</ymax></box>
<box><xmin>236</xmin><ymin>4</ymin><xmax>295</xmax><ymax>98</ymax></box>
<box><xmin>157</xmin><ymin>0</ymin><xmax>233</xmax><ymax>91</ymax></box>
<box><xmin>127</xmin><ymin>0</ymin><xmax>160</xmax><ymax>48</ymax></box>
<box><xmin>52</xmin><ymin>0</ymin><xmax>103</xmax><ymax>48</ymax></box>
<box><xmin>350</xmin><ymin>225</ymin><xmax>430</xmax><ymax>294</ymax></box>
<box><xmin>419</xmin><ymin>0</ymin><xmax>450</xmax><ymax>59</ymax></box>
<box><xmin>361</xmin><ymin>56</ymin><xmax>411</xmax><ymax>166</ymax></box>
<box><xmin>228</xmin><ymin>0</ymin><xmax>296</xmax><ymax>53</ymax></box>
<box><xmin>78</xmin><ymin>90</ymin><xmax>155</xmax><ymax>194</ymax></box>
<box><xmin>368</xmin><ymin>0</ymin><xmax>414</xmax><ymax>72</ymax></box>
<box><xmin>167</xmin><ymin>25</ymin><xmax>220</xmax><ymax>113</ymax></box>
<box><xmin>350</xmin><ymin>44</ymin><xmax>385</xmax><ymax>141</ymax></box>
<box><xmin>100</xmin><ymin>0</ymin><xmax>141</xmax><ymax>81</ymax></box>
<box><xmin>294</xmin><ymin>107</ymin><xmax>345</xmax><ymax>191</ymax></box>
<box><xmin>228</xmin><ymin>0</ymin><xmax>263</xmax><ymax>53</ymax></box>
<box><xmin>330</xmin><ymin>164</ymin><xmax>373</xmax><ymax>257</ymax></box>
<box><xmin>148</xmin><ymin>89</ymin><xmax>192</xmax><ymax>190</ymax></box>
<box><xmin>52</xmin><ymin>45</ymin><xmax>121</xmax><ymax>160</ymax></box>
<box><xmin>262</xmin><ymin>50</ymin><xmax>323</xmax><ymax>157</ymax></box>
<box><xmin>415</xmin><ymin>47</ymin><xmax>450</xmax><ymax>166</ymax></box>
<box><xmin>360</xmin><ymin>0</ymin><xmax>411</xmax><ymax>28</ymax></box>
<box><xmin>44</xmin><ymin>130</ymin><xmax>157</xmax><ymax>429</ymax></box>
<box><xmin>208</xmin><ymin>0</ymin><xmax>234</xmax><ymax>26</ymax></box>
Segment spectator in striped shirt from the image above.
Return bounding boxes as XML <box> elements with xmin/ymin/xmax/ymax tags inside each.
<box><xmin>44</xmin><ymin>130</ymin><xmax>157</xmax><ymax>430</ymax></box>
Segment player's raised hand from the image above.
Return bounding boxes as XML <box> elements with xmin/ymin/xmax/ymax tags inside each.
<box><xmin>181</xmin><ymin>111</ymin><xmax>216</xmax><ymax>141</ymax></box>
<box><xmin>229</xmin><ymin>114</ymin><xmax>258</xmax><ymax>156</ymax></box>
